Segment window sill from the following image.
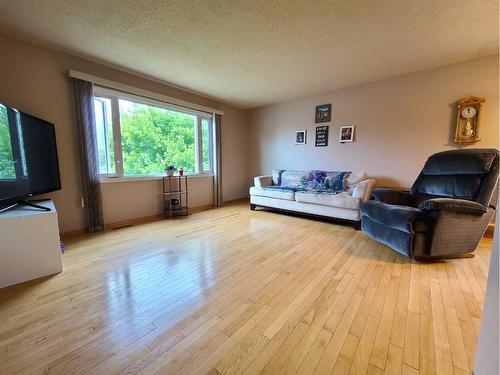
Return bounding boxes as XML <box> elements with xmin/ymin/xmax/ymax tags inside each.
<box><xmin>100</xmin><ymin>174</ymin><xmax>213</xmax><ymax>184</ymax></box>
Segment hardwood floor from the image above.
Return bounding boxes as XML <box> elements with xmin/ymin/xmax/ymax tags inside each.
<box><xmin>0</xmin><ymin>201</ymin><xmax>492</xmax><ymax>375</ymax></box>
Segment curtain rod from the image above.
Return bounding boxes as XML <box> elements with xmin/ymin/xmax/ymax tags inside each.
<box><xmin>68</xmin><ymin>70</ymin><xmax>224</xmax><ymax>116</ymax></box>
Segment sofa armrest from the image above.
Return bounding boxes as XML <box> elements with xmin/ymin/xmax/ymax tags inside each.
<box><xmin>254</xmin><ymin>175</ymin><xmax>273</xmax><ymax>188</ymax></box>
<box><xmin>371</xmin><ymin>188</ymin><xmax>415</xmax><ymax>206</ymax></box>
<box><xmin>418</xmin><ymin>198</ymin><xmax>487</xmax><ymax>214</ymax></box>
<box><xmin>352</xmin><ymin>178</ymin><xmax>376</xmax><ymax>202</ymax></box>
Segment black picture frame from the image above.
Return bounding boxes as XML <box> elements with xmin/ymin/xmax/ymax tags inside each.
<box><xmin>315</xmin><ymin>126</ymin><xmax>329</xmax><ymax>147</ymax></box>
<box><xmin>315</xmin><ymin>104</ymin><xmax>331</xmax><ymax>123</ymax></box>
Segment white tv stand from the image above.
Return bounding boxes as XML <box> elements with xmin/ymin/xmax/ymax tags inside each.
<box><xmin>0</xmin><ymin>199</ymin><xmax>62</xmax><ymax>288</ymax></box>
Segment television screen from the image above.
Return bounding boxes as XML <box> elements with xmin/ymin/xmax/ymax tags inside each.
<box><xmin>0</xmin><ymin>103</ymin><xmax>61</xmax><ymax>210</ymax></box>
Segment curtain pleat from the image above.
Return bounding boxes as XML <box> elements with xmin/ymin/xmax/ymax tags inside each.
<box><xmin>73</xmin><ymin>78</ymin><xmax>104</xmax><ymax>232</ymax></box>
<box><xmin>213</xmin><ymin>114</ymin><xmax>223</xmax><ymax>206</ymax></box>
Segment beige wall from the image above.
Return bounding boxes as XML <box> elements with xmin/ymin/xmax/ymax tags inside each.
<box><xmin>1</xmin><ymin>33</ymin><xmax>498</xmax><ymax>233</ymax></box>
<box><xmin>100</xmin><ymin>175</ymin><xmax>213</xmax><ymax>224</ymax></box>
<box><xmin>248</xmin><ymin>56</ymin><xmax>499</xmax><ymax>188</ymax></box>
<box><xmin>0</xmin><ymin>35</ymin><xmax>249</xmax><ymax>232</ymax></box>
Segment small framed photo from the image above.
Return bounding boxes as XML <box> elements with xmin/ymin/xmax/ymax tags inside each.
<box><xmin>315</xmin><ymin>104</ymin><xmax>331</xmax><ymax>123</ymax></box>
<box><xmin>339</xmin><ymin>126</ymin><xmax>355</xmax><ymax>143</ymax></box>
<box><xmin>295</xmin><ymin>129</ymin><xmax>307</xmax><ymax>145</ymax></box>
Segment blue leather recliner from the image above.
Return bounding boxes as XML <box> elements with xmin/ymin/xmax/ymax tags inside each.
<box><xmin>360</xmin><ymin>149</ymin><xmax>499</xmax><ymax>259</ymax></box>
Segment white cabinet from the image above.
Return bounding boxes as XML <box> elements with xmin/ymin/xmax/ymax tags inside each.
<box><xmin>0</xmin><ymin>200</ymin><xmax>62</xmax><ymax>288</ymax></box>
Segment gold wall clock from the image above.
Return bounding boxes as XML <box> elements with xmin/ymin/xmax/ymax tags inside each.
<box><xmin>454</xmin><ymin>96</ymin><xmax>485</xmax><ymax>144</ymax></box>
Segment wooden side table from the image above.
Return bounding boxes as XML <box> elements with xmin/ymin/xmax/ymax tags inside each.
<box><xmin>162</xmin><ymin>175</ymin><xmax>188</xmax><ymax>218</ymax></box>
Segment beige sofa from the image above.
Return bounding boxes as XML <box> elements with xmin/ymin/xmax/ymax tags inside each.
<box><xmin>250</xmin><ymin>171</ymin><xmax>376</xmax><ymax>224</ymax></box>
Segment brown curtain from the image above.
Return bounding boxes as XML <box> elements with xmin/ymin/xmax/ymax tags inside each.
<box><xmin>73</xmin><ymin>78</ymin><xmax>104</xmax><ymax>232</ymax></box>
<box><xmin>213</xmin><ymin>114</ymin><xmax>223</xmax><ymax>206</ymax></box>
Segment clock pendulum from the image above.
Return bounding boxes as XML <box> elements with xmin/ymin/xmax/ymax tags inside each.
<box><xmin>464</xmin><ymin>119</ymin><xmax>474</xmax><ymax>137</ymax></box>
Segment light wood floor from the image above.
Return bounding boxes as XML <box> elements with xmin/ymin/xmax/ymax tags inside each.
<box><xmin>0</xmin><ymin>201</ymin><xmax>492</xmax><ymax>375</ymax></box>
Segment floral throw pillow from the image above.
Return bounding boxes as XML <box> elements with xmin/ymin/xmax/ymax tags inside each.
<box><xmin>272</xmin><ymin>169</ymin><xmax>284</xmax><ymax>186</ymax></box>
<box><xmin>280</xmin><ymin>170</ymin><xmax>310</xmax><ymax>189</ymax></box>
<box><xmin>301</xmin><ymin>171</ymin><xmax>350</xmax><ymax>193</ymax></box>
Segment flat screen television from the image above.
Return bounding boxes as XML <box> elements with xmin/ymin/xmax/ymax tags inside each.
<box><xmin>0</xmin><ymin>103</ymin><xmax>61</xmax><ymax>212</ymax></box>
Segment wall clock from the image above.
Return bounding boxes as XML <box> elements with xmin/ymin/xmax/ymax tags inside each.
<box><xmin>454</xmin><ymin>96</ymin><xmax>485</xmax><ymax>144</ymax></box>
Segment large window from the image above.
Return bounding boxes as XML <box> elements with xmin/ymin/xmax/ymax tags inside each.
<box><xmin>93</xmin><ymin>88</ymin><xmax>213</xmax><ymax>178</ymax></box>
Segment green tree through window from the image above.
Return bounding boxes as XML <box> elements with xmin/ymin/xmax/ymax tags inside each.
<box><xmin>93</xmin><ymin>90</ymin><xmax>212</xmax><ymax>178</ymax></box>
<box><xmin>0</xmin><ymin>105</ymin><xmax>15</xmax><ymax>179</ymax></box>
<box><xmin>119</xmin><ymin>99</ymin><xmax>196</xmax><ymax>175</ymax></box>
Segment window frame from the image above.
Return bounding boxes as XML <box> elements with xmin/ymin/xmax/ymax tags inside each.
<box><xmin>92</xmin><ymin>86</ymin><xmax>214</xmax><ymax>181</ymax></box>
<box><xmin>93</xmin><ymin>96</ymin><xmax>117</xmax><ymax>177</ymax></box>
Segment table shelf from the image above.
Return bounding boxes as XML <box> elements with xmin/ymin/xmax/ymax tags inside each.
<box><xmin>162</xmin><ymin>191</ymin><xmax>187</xmax><ymax>195</ymax></box>
<box><xmin>162</xmin><ymin>175</ymin><xmax>188</xmax><ymax>218</ymax></box>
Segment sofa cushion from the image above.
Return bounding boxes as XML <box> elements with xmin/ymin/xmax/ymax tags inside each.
<box><xmin>422</xmin><ymin>149</ymin><xmax>498</xmax><ymax>175</ymax></box>
<box><xmin>275</xmin><ymin>170</ymin><xmax>365</xmax><ymax>189</ymax></box>
<box><xmin>410</xmin><ymin>149</ymin><xmax>499</xmax><ymax>202</ymax></box>
<box><xmin>361</xmin><ymin>201</ymin><xmax>430</xmax><ymax>233</ymax></box>
<box><xmin>279</xmin><ymin>170</ymin><xmax>349</xmax><ymax>193</ymax></box>
<box><xmin>249</xmin><ymin>186</ymin><xmax>295</xmax><ymax>201</ymax></box>
<box><xmin>272</xmin><ymin>169</ymin><xmax>284</xmax><ymax>185</ymax></box>
<box><xmin>352</xmin><ymin>178</ymin><xmax>376</xmax><ymax>202</ymax></box>
<box><xmin>295</xmin><ymin>191</ymin><xmax>361</xmax><ymax>210</ymax></box>
<box><xmin>418</xmin><ymin>197</ymin><xmax>488</xmax><ymax>214</ymax></box>
<box><xmin>279</xmin><ymin>170</ymin><xmax>310</xmax><ymax>189</ymax></box>
<box><xmin>346</xmin><ymin>171</ymin><xmax>367</xmax><ymax>188</ymax></box>
<box><xmin>412</xmin><ymin>174</ymin><xmax>483</xmax><ymax>200</ymax></box>
<box><xmin>303</xmin><ymin>171</ymin><xmax>349</xmax><ymax>192</ymax></box>
<box><xmin>371</xmin><ymin>188</ymin><xmax>416</xmax><ymax>206</ymax></box>
<box><xmin>361</xmin><ymin>215</ymin><xmax>412</xmax><ymax>257</ymax></box>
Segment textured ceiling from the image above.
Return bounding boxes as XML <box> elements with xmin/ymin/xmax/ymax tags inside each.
<box><xmin>0</xmin><ymin>0</ymin><xmax>498</xmax><ymax>108</ymax></box>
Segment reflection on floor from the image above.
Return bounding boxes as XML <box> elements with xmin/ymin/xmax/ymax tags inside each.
<box><xmin>0</xmin><ymin>201</ymin><xmax>492</xmax><ymax>374</ymax></box>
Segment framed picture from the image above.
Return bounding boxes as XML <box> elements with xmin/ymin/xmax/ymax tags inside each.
<box><xmin>315</xmin><ymin>126</ymin><xmax>329</xmax><ymax>147</ymax></box>
<box><xmin>295</xmin><ymin>129</ymin><xmax>307</xmax><ymax>145</ymax></box>
<box><xmin>315</xmin><ymin>104</ymin><xmax>331</xmax><ymax>123</ymax></box>
<box><xmin>339</xmin><ymin>125</ymin><xmax>355</xmax><ymax>143</ymax></box>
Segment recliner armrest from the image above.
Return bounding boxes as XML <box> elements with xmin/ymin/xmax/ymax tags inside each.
<box><xmin>254</xmin><ymin>175</ymin><xmax>273</xmax><ymax>188</ymax></box>
<box><xmin>418</xmin><ymin>198</ymin><xmax>487</xmax><ymax>214</ymax></box>
<box><xmin>371</xmin><ymin>188</ymin><xmax>415</xmax><ymax>206</ymax></box>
